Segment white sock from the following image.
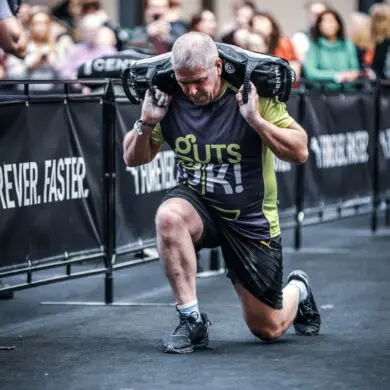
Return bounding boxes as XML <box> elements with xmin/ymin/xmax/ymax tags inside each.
<box><xmin>177</xmin><ymin>300</ymin><xmax>202</xmax><ymax>322</ymax></box>
<box><xmin>288</xmin><ymin>280</ymin><xmax>308</xmax><ymax>302</ymax></box>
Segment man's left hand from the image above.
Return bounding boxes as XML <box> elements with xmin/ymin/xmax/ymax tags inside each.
<box><xmin>236</xmin><ymin>82</ymin><xmax>261</xmax><ymax>126</ymax></box>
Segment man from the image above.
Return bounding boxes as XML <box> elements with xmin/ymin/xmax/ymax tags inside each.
<box><xmin>0</xmin><ymin>0</ymin><xmax>26</xmax><ymax>300</ymax></box>
<box><xmin>129</xmin><ymin>0</ymin><xmax>187</xmax><ymax>54</ymax></box>
<box><xmin>0</xmin><ymin>0</ymin><xmax>27</xmax><ymax>58</ymax></box>
<box><xmin>123</xmin><ymin>32</ymin><xmax>321</xmax><ymax>354</ymax></box>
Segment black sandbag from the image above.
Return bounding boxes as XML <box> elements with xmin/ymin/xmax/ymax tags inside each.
<box><xmin>77</xmin><ymin>48</ymin><xmax>153</xmax><ymax>80</ymax></box>
<box><xmin>121</xmin><ymin>42</ymin><xmax>296</xmax><ymax>104</ymax></box>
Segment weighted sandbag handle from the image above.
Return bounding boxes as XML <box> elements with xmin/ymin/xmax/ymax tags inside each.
<box><xmin>242</xmin><ymin>59</ymin><xmax>258</xmax><ymax>104</ymax></box>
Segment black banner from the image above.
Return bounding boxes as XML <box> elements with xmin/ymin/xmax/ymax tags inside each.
<box><xmin>115</xmin><ymin>102</ymin><xmax>177</xmax><ymax>252</ymax></box>
<box><xmin>303</xmin><ymin>93</ymin><xmax>373</xmax><ymax>208</ymax></box>
<box><xmin>379</xmin><ymin>91</ymin><xmax>390</xmax><ymax>194</ymax></box>
<box><xmin>0</xmin><ymin>99</ymin><xmax>103</xmax><ymax>267</ymax></box>
<box><xmin>1</xmin><ymin>87</ymin><xmax>389</xmax><ymax>270</ymax></box>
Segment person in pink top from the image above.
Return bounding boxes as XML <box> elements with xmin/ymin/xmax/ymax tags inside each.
<box><xmin>60</xmin><ymin>13</ymin><xmax>116</xmax><ymax>79</ymax></box>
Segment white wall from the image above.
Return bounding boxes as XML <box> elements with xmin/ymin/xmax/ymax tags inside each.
<box><xmin>214</xmin><ymin>0</ymin><xmax>357</xmax><ymax>38</ymax></box>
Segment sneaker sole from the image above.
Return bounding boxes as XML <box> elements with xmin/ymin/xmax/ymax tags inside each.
<box><xmin>288</xmin><ymin>270</ymin><xmax>321</xmax><ymax>336</ymax></box>
<box><xmin>163</xmin><ymin>339</ymin><xmax>209</xmax><ymax>354</ymax></box>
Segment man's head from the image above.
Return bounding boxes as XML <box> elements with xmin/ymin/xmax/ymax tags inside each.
<box><xmin>145</xmin><ymin>0</ymin><xmax>169</xmax><ymax>23</ymax></box>
<box><xmin>79</xmin><ymin>13</ymin><xmax>101</xmax><ymax>45</ymax></box>
<box><xmin>172</xmin><ymin>32</ymin><xmax>222</xmax><ymax>105</ymax></box>
<box><xmin>306</xmin><ymin>1</ymin><xmax>327</xmax><ymax>26</ymax></box>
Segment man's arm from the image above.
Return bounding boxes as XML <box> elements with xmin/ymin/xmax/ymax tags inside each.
<box><xmin>249</xmin><ymin>119</ymin><xmax>308</xmax><ymax>164</ymax></box>
<box><xmin>123</xmin><ymin>126</ymin><xmax>161</xmax><ymax>166</ymax></box>
<box><xmin>0</xmin><ymin>1</ymin><xmax>26</xmax><ymax>58</ymax></box>
<box><xmin>236</xmin><ymin>82</ymin><xmax>308</xmax><ymax>164</ymax></box>
<box><xmin>123</xmin><ymin>88</ymin><xmax>171</xmax><ymax>167</ymax></box>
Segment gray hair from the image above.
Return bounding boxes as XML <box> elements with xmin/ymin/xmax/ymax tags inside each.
<box><xmin>171</xmin><ymin>32</ymin><xmax>218</xmax><ymax>70</ymax></box>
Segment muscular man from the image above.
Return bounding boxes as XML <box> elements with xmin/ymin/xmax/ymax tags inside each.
<box><xmin>123</xmin><ymin>32</ymin><xmax>321</xmax><ymax>354</ymax></box>
<box><xmin>0</xmin><ymin>0</ymin><xmax>26</xmax><ymax>58</ymax></box>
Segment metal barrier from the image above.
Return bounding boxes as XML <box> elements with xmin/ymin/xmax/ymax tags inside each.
<box><xmin>0</xmin><ymin>79</ymin><xmax>389</xmax><ymax>300</ymax></box>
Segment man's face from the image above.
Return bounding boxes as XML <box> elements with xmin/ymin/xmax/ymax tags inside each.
<box><xmin>309</xmin><ymin>3</ymin><xmax>327</xmax><ymax>26</ymax></box>
<box><xmin>175</xmin><ymin>59</ymin><xmax>222</xmax><ymax>106</ymax></box>
<box><xmin>146</xmin><ymin>0</ymin><xmax>169</xmax><ymax>20</ymax></box>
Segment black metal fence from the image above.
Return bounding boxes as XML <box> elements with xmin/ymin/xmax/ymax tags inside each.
<box><xmin>0</xmin><ymin>79</ymin><xmax>389</xmax><ymax>302</ymax></box>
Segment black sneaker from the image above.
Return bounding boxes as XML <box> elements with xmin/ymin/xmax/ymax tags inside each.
<box><xmin>163</xmin><ymin>311</ymin><xmax>211</xmax><ymax>354</ymax></box>
<box><xmin>288</xmin><ymin>270</ymin><xmax>321</xmax><ymax>336</ymax></box>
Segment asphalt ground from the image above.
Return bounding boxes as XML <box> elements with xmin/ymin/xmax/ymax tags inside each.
<box><xmin>1</xmin><ymin>214</ymin><xmax>389</xmax><ymax>390</ymax></box>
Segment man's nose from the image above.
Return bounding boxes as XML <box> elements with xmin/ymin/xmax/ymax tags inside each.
<box><xmin>188</xmin><ymin>85</ymin><xmax>198</xmax><ymax>97</ymax></box>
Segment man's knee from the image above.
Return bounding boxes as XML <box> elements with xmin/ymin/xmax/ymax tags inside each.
<box><xmin>155</xmin><ymin>206</ymin><xmax>185</xmax><ymax>241</ymax></box>
<box><xmin>249</xmin><ymin>325</ymin><xmax>283</xmax><ymax>341</ymax></box>
<box><xmin>245</xmin><ymin>316</ymin><xmax>285</xmax><ymax>342</ymax></box>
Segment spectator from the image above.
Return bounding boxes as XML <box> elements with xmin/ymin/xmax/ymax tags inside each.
<box><xmin>190</xmin><ymin>10</ymin><xmax>217</xmax><ymax>39</ymax></box>
<box><xmin>60</xmin><ymin>13</ymin><xmax>116</xmax><ymax>80</ymax></box>
<box><xmin>247</xmin><ymin>32</ymin><xmax>268</xmax><ymax>53</ymax></box>
<box><xmin>291</xmin><ymin>1</ymin><xmax>327</xmax><ymax>63</ymax></box>
<box><xmin>165</xmin><ymin>0</ymin><xmax>188</xmax><ymax>32</ymax></box>
<box><xmin>17</xmin><ymin>3</ymin><xmax>32</xmax><ymax>35</ymax></box>
<box><xmin>129</xmin><ymin>0</ymin><xmax>187</xmax><ymax>54</ymax></box>
<box><xmin>0</xmin><ymin>0</ymin><xmax>27</xmax><ymax>58</ymax></box>
<box><xmin>221</xmin><ymin>0</ymin><xmax>256</xmax><ymax>45</ymax></box>
<box><xmin>370</xmin><ymin>3</ymin><xmax>390</xmax><ymax>80</ymax></box>
<box><xmin>350</xmin><ymin>12</ymin><xmax>374</xmax><ymax>70</ymax></box>
<box><xmin>304</xmin><ymin>9</ymin><xmax>360</xmax><ymax>90</ymax></box>
<box><xmin>251</xmin><ymin>11</ymin><xmax>301</xmax><ymax>79</ymax></box>
<box><xmin>78</xmin><ymin>0</ymin><xmax>118</xmax><ymax>47</ymax></box>
<box><xmin>6</xmin><ymin>8</ymin><xmax>59</xmax><ymax>92</ymax></box>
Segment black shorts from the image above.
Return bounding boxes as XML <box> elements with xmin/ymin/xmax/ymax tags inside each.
<box><xmin>162</xmin><ymin>184</ymin><xmax>284</xmax><ymax>310</ymax></box>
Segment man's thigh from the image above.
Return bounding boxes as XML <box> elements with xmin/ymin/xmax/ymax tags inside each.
<box><xmin>161</xmin><ymin>184</ymin><xmax>220</xmax><ymax>248</ymax></box>
<box><xmin>220</xmin><ymin>230</ymin><xmax>284</xmax><ymax>311</ymax></box>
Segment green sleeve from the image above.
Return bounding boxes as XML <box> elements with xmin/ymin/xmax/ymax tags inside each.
<box><xmin>346</xmin><ymin>39</ymin><xmax>360</xmax><ymax>71</ymax></box>
<box><xmin>259</xmin><ymin>97</ymin><xmax>295</xmax><ymax>128</ymax></box>
<box><xmin>304</xmin><ymin>42</ymin><xmax>339</xmax><ymax>81</ymax></box>
<box><xmin>151</xmin><ymin>123</ymin><xmax>165</xmax><ymax>145</ymax></box>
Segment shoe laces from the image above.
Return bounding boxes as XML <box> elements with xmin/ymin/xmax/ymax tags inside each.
<box><xmin>172</xmin><ymin>312</ymin><xmax>200</xmax><ymax>337</ymax></box>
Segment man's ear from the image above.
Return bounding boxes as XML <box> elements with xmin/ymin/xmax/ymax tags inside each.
<box><xmin>216</xmin><ymin>58</ymin><xmax>223</xmax><ymax>76</ymax></box>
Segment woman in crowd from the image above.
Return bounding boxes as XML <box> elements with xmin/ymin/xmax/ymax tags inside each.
<box><xmin>6</xmin><ymin>8</ymin><xmax>59</xmax><ymax>91</ymax></box>
<box><xmin>250</xmin><ymin>11</ymin><xmax>301</xmax><ymax>78</ymax></box>
<box><xmin>190</xmin><ymin>9</ymin><xmax>217</xmax><ymax>39</ymax></box>
<box><xmin>370</xmin><ymin>3</ymin><xmax>390</xmax><ymax>80</ymax></box>
<box><xmin>304</xmin><ymin>9</ymin><xmax>360</xmax><ymax>90</ymax></box>
<box><xmin>221</xmin><ymin>0</ymin><xmax>256</xmax><ymax>45</ymax></box>
<box><xmin>350</xmin><ymin>12</ymin><xmax>374</xmax><ymax>71</ymax></box>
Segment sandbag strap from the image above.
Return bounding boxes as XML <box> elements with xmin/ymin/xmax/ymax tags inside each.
<box><xmin>121</xmin><ymin>67</ymin><xmax>140</xmax><ymax>104</ymax></box>
<box><xmin>243</xmin><ymin>59</ymin><xmax>258</xmax><ymax>104</ymax></box>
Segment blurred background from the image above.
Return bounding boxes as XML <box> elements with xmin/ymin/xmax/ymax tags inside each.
<box><xmin>1</xmin><ymin>0</ymin><xmax>390</xmax><ymax>92</ymax></box>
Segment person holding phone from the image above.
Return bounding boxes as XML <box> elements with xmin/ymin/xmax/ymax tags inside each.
<box><xmin>129</xmin><ymin>0</ymin><xmax>187</xmax><ymax>54</ymax></box>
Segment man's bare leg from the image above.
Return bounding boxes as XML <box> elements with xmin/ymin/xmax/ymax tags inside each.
<box><xmin>235</xmin><ymin>283</ymin><xmax>300</xmax><ymax>340</ymax></box>
<box><xmin>155</xmin><ymin>198</ymin><xmax>203</xmax><ymax>305</ymax></box>
<box><xmin>235</xmin><ymin>271</ymin><xmax>321</xmax><ymax>340</ymax></box>
<box><xmin>156</xmin><ymin>197</ymin><xmax>212</xmax><ymax>353</ymax></box>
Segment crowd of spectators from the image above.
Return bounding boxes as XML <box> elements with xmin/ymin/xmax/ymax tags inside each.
<box><xmin>0</xmin><ymin>0</ymin><xmax>389</xmax><ymax>93</ymax></box>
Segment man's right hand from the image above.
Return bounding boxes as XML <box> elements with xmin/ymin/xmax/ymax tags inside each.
<box><xmin>141</xmin><ymin>87</ymin><xmax>172</xmax><ymax>125</ymax></box>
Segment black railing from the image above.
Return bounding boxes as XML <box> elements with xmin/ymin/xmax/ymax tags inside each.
<box><xmin>0</xmin><ymin>78</ymin><xmax>389</xmax><ymax>300</ymax></box>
